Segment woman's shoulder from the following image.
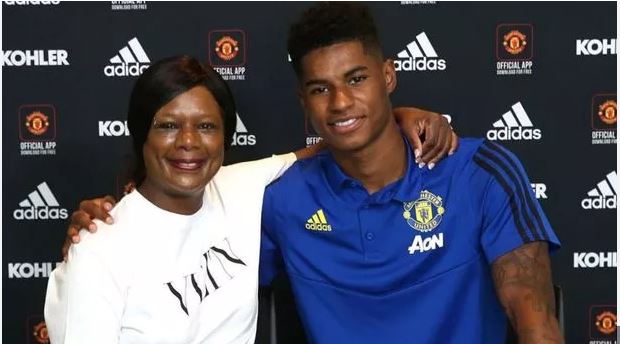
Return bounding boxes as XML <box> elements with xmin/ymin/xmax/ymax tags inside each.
<box><xmin>74</xmin><ymin>192</ymin><xmax>146</xmax><ymax>256</ymax></box>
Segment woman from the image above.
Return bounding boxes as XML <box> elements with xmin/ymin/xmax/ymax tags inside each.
<box><xmin>45</xmin><ymin>55</ymin><xmax>305</xmax><ymax>343</ymax></box>
<box><xmin>45</xmin><ymin>56</ymin><xmax>455</xmax><ymax>343</ymax></box>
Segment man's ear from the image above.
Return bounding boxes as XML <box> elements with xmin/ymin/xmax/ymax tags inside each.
<box><xmin>384</xmin><ymin>59</ymin><xmax>397</xmax><ymax>94</ymax></box>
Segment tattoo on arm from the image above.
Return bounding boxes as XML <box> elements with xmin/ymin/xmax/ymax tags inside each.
<box><xmin>492</xmin><ymin>241</ymin><xmax>563</xmax><ymax>343</ymax></box>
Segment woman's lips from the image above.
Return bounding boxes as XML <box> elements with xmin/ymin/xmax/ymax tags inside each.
<box><xmin>167</xmin><ymin>159</ymin><xmax>206</xmax><ymax>171</ymax></box>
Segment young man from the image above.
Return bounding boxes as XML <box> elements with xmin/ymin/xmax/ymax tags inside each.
<box><xmin>259</xmin><ymin>3</ymin><xmax>563</xmax><ymax>343</ymax></box>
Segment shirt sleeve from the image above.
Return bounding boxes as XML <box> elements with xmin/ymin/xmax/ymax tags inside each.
<box><xmin>472</xmin><ymin>141</ymin><xmax>561</xmax><ymax>264</ymax></box>
<box><xmin>225</xmin><ymin>153</ymin><xmax>297</xmax><ymax>187</ymax></box>
<box><xmin>259</xmin><ymin>184</ymin><xmax>284</xmax><ymax>286</ymax></box>
<box><xmin>44</xmin><ymin>243</ymin><xmax>126</xmax><ymax>344</ymax></box>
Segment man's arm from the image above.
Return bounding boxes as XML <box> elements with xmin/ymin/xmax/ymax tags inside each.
<box><xmin>492</xmin><ymin>241</ymin><xmax>564</xmax><ymax>343</ymax></box>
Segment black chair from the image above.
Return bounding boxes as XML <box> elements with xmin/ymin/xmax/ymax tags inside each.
<box><xmin>261</xmin><ymin>277</ymin><xmax>564</xmax><ymax>344</ymax></box>
<box><xmin>505</xmin><ymin>284</ymin><xmax>564</xmax><ymax>343</ymax></box>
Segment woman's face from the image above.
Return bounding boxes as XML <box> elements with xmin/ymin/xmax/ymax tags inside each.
<box><xmin>141</xmin><ymin>85</ymin><xmax>225</xmax><ymax>199</ymax></box>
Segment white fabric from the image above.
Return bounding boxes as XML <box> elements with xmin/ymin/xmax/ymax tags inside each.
<box><xmin>44</xmin><ymin>153</ymin><xmax>297</xmax><ymax>344</ymax></box>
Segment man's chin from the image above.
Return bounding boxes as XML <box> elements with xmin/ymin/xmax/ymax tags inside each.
<box><xmin>324</xmin><ymin>137</ymin><xmax>368</xmax><ymax>153</ymax></box>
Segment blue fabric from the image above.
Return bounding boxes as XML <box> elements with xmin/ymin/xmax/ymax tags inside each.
<box><xmin>260</xmin><ymin>137</ymin><xmax>560</xmax><ymax>344</ymax></box>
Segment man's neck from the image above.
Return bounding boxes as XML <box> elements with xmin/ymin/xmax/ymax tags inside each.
<box><xmin>330</xmin><ymin>120</ymin><xmax>407</xmax><ymax>194</ymax></box>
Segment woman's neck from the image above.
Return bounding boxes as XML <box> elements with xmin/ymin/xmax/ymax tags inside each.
<box><xmin>137</xmin><ymin>182</ymin><xmax>204</xmax><ymax>215</ymax></box>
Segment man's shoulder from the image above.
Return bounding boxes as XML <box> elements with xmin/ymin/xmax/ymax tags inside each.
<box><xmin>449</xmin><ymin>137</ymin><xmax>486</xmax><ymax>160</ymax></box>
<box><xmin>265</xmin><ymin>153</ymin><xmax>325</xmax><ymax>196</ymax></box>
<box><xmin>445</xmin><ymin>137</ymin><xmax>522</xmax><ymax>170</ymax></box>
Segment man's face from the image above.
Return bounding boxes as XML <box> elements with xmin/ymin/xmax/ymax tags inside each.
<box><xmin>298</xmin><ymin>40</ymin><xmax>396</xmax><ymax>152</ymax></box>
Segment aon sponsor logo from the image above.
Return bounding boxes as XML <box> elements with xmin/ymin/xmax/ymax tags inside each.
<box><xmin>408</xmin><ymin>233</ymin><xmax>444</xmax><ymax>254</ymax></box>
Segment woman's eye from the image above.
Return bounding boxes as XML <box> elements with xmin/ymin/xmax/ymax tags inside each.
<box><xmin>154</xmin><ymin>121</ymin><xmax>178</xmax><ymax>130</ymax></box>
<box><xmin>198</xmin><ymin>122</ymin><xmax>217</xmax><ymax>130</ymax></box>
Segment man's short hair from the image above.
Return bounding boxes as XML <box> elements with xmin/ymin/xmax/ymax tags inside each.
<box><xmin>287</xmin><ymin>2</ymin><xmax>384</xmax><ymax>78</ymax></box>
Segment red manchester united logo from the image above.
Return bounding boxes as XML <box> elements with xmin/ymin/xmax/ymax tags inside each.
<box><xmin>215</xmin><ymin>36</ymin><xmax>239</xmax><ymax>61</ymax></box>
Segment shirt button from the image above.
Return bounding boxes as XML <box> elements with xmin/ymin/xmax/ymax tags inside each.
<box><xmin>366</xmin><ymin>232</ymin><xmax>375</xmax><ymax>240</ymax></box>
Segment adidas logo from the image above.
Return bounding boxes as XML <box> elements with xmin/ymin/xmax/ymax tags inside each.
<box><xmin>581</xmin><ymin>171</ymin><xmax>617</xmax><ymax>210</ymax></box>
<box><xmin>394</xmin><ymin>32</ymin><xmax>446</xmax><ymax>72</ymax></box>
<box><xmin>13</xmin><ymin>182</ymin><xmax>68</xmax><ymax>220</ymax></box>
<box><xmin>305</xmin><ymin>209</ymin><xmax>332</xmax><ymax>231</ymax></box>
<box><xmin>486</xmin><ymin>102</ymin><xmax>542</xmax><ymax>141</ymax></box>
<box><xmin>104</xmin><ymin>37</ymin><xmax>150</xmax><ymax>77</ymax></box>
<box><xmin>231</xmin><ymin>113</ymin><xmax>256</xmax><ymax>146</ymax></box>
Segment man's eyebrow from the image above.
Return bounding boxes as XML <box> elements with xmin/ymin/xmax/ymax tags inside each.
<box><xmin>304</xmin><ymin>65</ymin><xmax>369</xmax><ymax>87</ymax></box>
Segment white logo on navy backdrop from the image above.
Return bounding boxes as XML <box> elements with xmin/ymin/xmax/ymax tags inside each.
<box><xmin>591</xmin><ymin>94</ymin><xmax>617</xmax><ymax>145</ymax></box>
<box><xmin>7</xmin><ymin>262</ymin><xmax>62</xmax><ymax>279</ymax></box>
<box><xmin>99</xmin><ymin>120</ymin><xmax>130</xmax><ymax>137</ymax></box>
<box><xmin>13</xmin><ymin>182</ymin><xmax>68</xmax><ymax>220</ymax></box>
<box><xmin>1</xmin><ymin>50</ymin><xmax>69</xmax><ymax>67</ymax></box>
<box><xmin>581</xmin><ymin>171</ymin><xmax>617</xmax><ymax>210</ymax></box>
<box><xmin>3</xmin><ymin>1</ymin><xmax>60</xmax><ymax>5</ymax></box>
<box><xmin>573</xmin><ymin>252</ymin><xmax>617</xmax><ymax>268</ymax></box>
<box><xmin>576</xmin><ymin>38</ymin><xmax>617</xmax><ymax>56</ymax></box>
<box><xmin>495</xmin><ymin>24</ymin><xmax>534</xmax><ymax>76</ymax></box>
<box><xmin>394</xmin><ymin>32</ymin><xmax>446</xmax><ymax>72</ymax></box>
<box><xmin>104</xmin><ymin>37</ymin><xmax>150</xmax><ymax>77</ymax></box>
<box><xmin>486</xmin><ymin>102</ymin><xmax>541</xmax><ymax>141</ymax></box>
<box><xmin>530</xmin><ymin>183</ymin><xmax>547</xmax><ymax>199</ymax></box>
<box><xmin>111</xmin><ymin>1</ymin><xmax>147</xmax><ymax>10</ymax></box>
<box><xmin>231</xmin><ymin>113</ymin><xmax>256</xmax><ymax>146</ymax></box>
<box><xmin>19</xmin><ymin>104</ymin><xmax>57</xmax><ymax>156</ymax></box>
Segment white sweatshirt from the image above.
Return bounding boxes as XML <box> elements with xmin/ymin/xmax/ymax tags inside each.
<box><xmin>44</xmin><ymin>153</ymin><xmax>296</xmax><ymax>344</ymax></box>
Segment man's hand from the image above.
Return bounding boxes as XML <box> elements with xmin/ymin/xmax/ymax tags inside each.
<box><xmin>62</xmin><ymin>195</ymin><xmax>117</xmax><ymax>259</ymax></box>
<box><xmin>393</xmin><ymin>107</ymin><xmax>458</xmax><ymax>169</ymax></box>
<box><xmin>492</xmin><ymin>241</ymin><xmax>564</xmax><ymax>343</ymax></box>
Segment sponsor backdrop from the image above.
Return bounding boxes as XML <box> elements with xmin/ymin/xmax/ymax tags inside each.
<box><xmin>2</xmin><ymin>1</ymin><xmax>617</xmax><ymax>343</ymax></box>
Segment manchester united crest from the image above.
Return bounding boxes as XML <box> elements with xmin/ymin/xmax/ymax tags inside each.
<box><xmin>215</xmin><ymin>36</ymin><xmax>239</xmax><ymax>61</ymax></box>
<box><xmin>32</xmin><ymin>320</ymin><xmax>49</xmax><ymax>344</ymax></box>
<box><xmin>595</xmin><ymin>311</ymin><xmax>617</xmax><ymax>335</ymax></box>
<box><xmin>503</xmin><ymin>30</ymin><xmax>527</xmax><ymax>55</ymax></box>
<box><xmin>598</xmin><ymin>100</ymin><xmax>617</xmax><ymax>125</ymax></box>
<box><xmin>403</xmin><ymin>190</ymin><xmax>445</xmax><ymax>232</ymax></box>
<box><xmin>25</xmin><ymin>111</ymin><xmax>49</xmax><ymax>136</ymax></box>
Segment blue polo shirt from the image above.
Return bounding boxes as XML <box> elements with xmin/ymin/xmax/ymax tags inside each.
<box><xmin>260</xmin><ymin>138</ymin><xmax>560</xmax><ymax>344</ymax></box>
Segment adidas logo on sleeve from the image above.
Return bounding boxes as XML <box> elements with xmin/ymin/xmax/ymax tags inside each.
<box><xmin>13</xmin><ymin>182</ymin><xmax>68</xmax><ymax>220</ymax></box>
<box><xmin>486</xmin><ymin>102</ymin><xmax>542</xmax><ymax>141</ymax></box>
<box><xmin>305</xmin><ymin>209</ymin><xmax>332</xmax><ymax>231</ymax></box>
<box><xmin>581</xmin><ymin>171</ymin><xmax>617</xmax><ymax>209</ymax></box>
<box><xmin>394</xmin><ymin>32</ymin><xmax>446</xmax><ymax>72</ymax></box>
<box><xmin>104</xmin><ymin>37</ymin><xmax>151</xmax><ymax>77</ymax></box>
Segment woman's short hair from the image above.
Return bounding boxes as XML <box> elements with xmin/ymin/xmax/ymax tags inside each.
<box><xmin>127</xmin><ymin>55</ymin><xmax>237</xmax><ymax>185</ymax></box>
